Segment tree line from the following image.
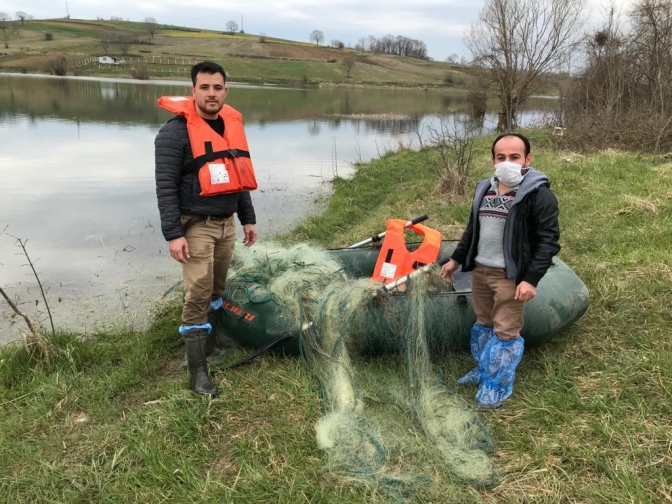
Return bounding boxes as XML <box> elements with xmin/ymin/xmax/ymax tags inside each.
<box><xmin>564</xmin><ymin>0</ymin><xmax>672</xmax><ymax>151</ymax></box>
<box><xmin>309</xmin><ymin>29</ymin><xmax>428</xmax><ymax>60</ymax></box>
<box><xmin>464</xmin><ymin>0</ymin><xmax>672</xmax><ymax>151</ymax></box>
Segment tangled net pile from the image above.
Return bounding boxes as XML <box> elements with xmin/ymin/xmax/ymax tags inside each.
<box><xmin>222</xmin><ymin>242</ymin><xmax>498</xmax><ymax>492</ymax></box>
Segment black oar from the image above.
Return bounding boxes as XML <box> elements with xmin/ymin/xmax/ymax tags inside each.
<box><xmin>210</xmin><ymin>322</ymin><xmax>313</xmax><ymax>373</ymax></box>
<box><xmin>347</xmin><ymin>214</ymin><xmax>429</xmax><ymax>249</ymax></box>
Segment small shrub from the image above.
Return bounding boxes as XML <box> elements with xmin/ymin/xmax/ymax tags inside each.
<box><xmin>131</xmin><ymin>66</ymin><xmax>150</xmax><ymax>80</ymax></box>
<box><xmin>44</xmin><ymin>32</ymin><xmax>53</xmax><ymax>41</ymax></box>
<box><xmin>45</xmin><ymin>55</ymin><xmax>67</xmax><ymax>76</ymax></box>
<box><xmin>465</xmin><ymin>87</ymin><xmax>487</xmax><ymax>117</ymax></box>
<box><xmin>413</xmin><ymin>113</ymin><xmax>480</xmax><ymax>199</ymax></box>
<box><xmin>300</xmin><ymin>75</ymin><xmax>309</xmax><ymax>86</ymax></box>
<box><xmin>259</xmin><ymin>32</ymin><xmax>267</xmax><ymax>43</ymax></box>
<box><xmin>139</xmin><ymin>49</ymin><xmax>151</xmax><ymax>53</ymax></box>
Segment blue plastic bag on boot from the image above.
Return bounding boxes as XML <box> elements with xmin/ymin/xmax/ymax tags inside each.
<box><xmin>457</xmin><ymin>323</ymin><xmax>493</xmax><ymax>386</ymax></box>
<box><xmin>476</xmin><ymin>335</ymin><xmax>524</xmax><ymax>408</ymax></box>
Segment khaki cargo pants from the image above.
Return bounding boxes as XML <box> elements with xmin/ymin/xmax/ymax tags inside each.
<box><xmin>471</xmin><ymin>263</ymin><xmax>526</xmax><ymax>341</ymax></box>
<box><xmin>180</xmin><ymin>215</ymin><xmax>236</xmax><ymax>326</ymax></box>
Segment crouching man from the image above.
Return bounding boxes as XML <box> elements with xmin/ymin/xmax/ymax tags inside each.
<box><xmin>441</xmin><ymin>133</ymin><xmax>560</xmax><ymax>408</ymax></box>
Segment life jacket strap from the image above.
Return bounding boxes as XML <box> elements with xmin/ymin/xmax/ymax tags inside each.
<box><xmin>182</xmin><ymin>141</ymin><xmax>251</xmax><ymax>174</ymax></box>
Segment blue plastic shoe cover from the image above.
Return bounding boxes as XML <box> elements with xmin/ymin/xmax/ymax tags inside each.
<box><xmin>457</xmin><ymin>323</ymin><xmax>494</xmax><ymax>386</ymax></box>
<box><xmin>469</xmin><ymin>323</ymin><xmax>493</xmax><ymax>362</ymax></box>
<box><xmin>210</xmin><ymin>298</ymin><xmax>223</xmax><ymax>312</ymax></box>
<box><xmin>476</xmin><ymin>335</ymin><xmax>524</xmax><ymax>408</ymax></box>
<box><xmin>457</xmin><ymin>368</ymin><xmax>481</xmax><ymax>386</ymax></box>
<box><xmin>178</xmin><ymin>323</ymin><xmax>213</xmax><ymax>336</ymax></box>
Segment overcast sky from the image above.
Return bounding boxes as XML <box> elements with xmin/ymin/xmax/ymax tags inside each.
<box><xmin>3</xmin><ymin>0</ymin><xmax>636</xmax><ymax>60</ymax></box>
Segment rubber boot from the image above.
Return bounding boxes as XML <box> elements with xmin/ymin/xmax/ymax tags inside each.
<box><xmin>206</xmin><ymin>298</ymin><xmax>224</xmax><ymax>357</ymax></box>
<box><xmin>180</xmin><ymin>324</ymin><xmax>218</xmax><ymax>397</ymax></box>
<box><xmin>457</xmin><ymin>323</ymin><xmax>493</xmax><ymax>386</ymax></box>
<box><xmin>476</xmin><ymin>335</ymin><xmax>524</xmax><ymax>409</ymax></box>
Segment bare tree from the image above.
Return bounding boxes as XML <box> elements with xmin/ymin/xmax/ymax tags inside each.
<box><xmin>116</xmin><ymin>34</ymin><xmax>131</xmax><ymax>54</ymax></box>
<box><xmin>144</xmin><ymin>16</ymin><xmax>158</xmax><ymax>38</ymax></box>
<box><xmin>344</xmin><ymin>56</ymin><xmax>355</xmax><ymax>77</ymax></box>
<box><xmin>0</xmin><ymin>12</ymin><xmax>10</xmax><ymax>36</ymax></box>
<box><xmin>226</xmin><ymin>20</ymin><xmax>238</xmax><ymax>34</ymax></box>
<box><xmin>562</xmin><ymin>1</ymin><xmax>672</xmax><ymax>152</ymax></box>
<box><xmin>629</xmin><ymin>0</ymin><xmax>672</xmax><ymax>117</ymax></box>
<box><xmin>310</xmin><ymin>29</ymin><xmax>324</xmax><ymax>47</ymax></box>
<box><xmin>330</xmin><ymin>39</ymin><xmax>344</xmax><ymax>49</ymax></box>
<box><xmin>98</xmin><ymin>33</ymin><xmax>113</xmax><ymax>54</ymax></box>
<box><xmin>356</xmin><ymin>37</ymin><xmax>366</xmax><ymax>55</ymax></box>
<box><xmin>15</xmin><ymin>11</ymin><xmax>28</xmax><ymax>24</ymax></box>
<box><xmin>466</xmin><ymin>0</ymin><xmax>585</xmax><ymax>131</ymax></box>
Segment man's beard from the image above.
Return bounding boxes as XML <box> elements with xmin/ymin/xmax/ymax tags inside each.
<box><xmin>197</xmin><ymin>100</ymin><xmax>222</xmax><ymax>116</ymax></box>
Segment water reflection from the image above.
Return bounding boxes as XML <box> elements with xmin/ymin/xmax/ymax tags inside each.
<box><xmin>0</xmin><ymin>74</ymin><xmax>554</xmax><ymax>342</ymax></box>
<box><xmin>0</xmin><ymin>74</ymin><xmax>469</xmax><ymax>127</ymax></box>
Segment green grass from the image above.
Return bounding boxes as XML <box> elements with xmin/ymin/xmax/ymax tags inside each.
<box><xmin>19</xmin><ymin>22</ymin><xmax>96</xmax><ymax>37</ymax></box>
<box><xmin>0</xmin><ymin>18</ymin><xmax>470</xmax><ymax>88</ymax></box>
<box><xmin>1</xmin><ymin>135</ymin><xmax>671</xmax><ymax>502</ymax></box>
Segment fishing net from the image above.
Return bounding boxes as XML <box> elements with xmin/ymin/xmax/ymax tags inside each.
<box><xmin>221</xmin><ymin>242</ymin><xmax>498</xmax><ymax>493</ymax></box>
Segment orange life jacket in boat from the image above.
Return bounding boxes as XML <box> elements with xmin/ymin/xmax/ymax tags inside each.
<box><xmin>371</xmin><ymin>219</ymin><xmax>442</xmax><ymax>284</ymax></box>
<box><xmin>158</xmin><ymin>96</ymin><xmax>258</xmax><ymax>196</ymax></box>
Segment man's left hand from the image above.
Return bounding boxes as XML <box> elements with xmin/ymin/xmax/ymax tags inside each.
<box><xmin>515</xmin><ymin>281</ymin><xmax>536</xmax><ymax>301</ymax></box>
<box><xmin>242</xmin><ymin>224</ymin><xmax>257</xmax><ymax>247</ymax></box>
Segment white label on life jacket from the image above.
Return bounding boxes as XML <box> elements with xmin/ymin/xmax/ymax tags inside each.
<box><xmin>168</xmin><ymin>96</ymin><xmax>189</xmax><ymax>101</ymax></box>
<box><xmin>380</xmin><ymin>262</ymin><xmax>397</xmax><ymax>279</ymax></box>
<box><xmin>208</xmin><ymin>163</ymin><xmax>230</xmax><ymax>185</ymax></box>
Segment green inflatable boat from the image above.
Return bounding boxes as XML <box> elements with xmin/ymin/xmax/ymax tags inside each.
<box><xmin>214</xmin><ymin>242</ymin><xmax>589</xmax><ymax>355</ymax></box>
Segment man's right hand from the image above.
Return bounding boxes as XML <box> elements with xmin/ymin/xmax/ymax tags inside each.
<box><xmin>440</xmin><ymin>259</ymin><xmax>460</xmax><ymax>283</ymax></box>
<box><xmin>169</xmin><ymin>237</ymin><xmax>190</xmax><ymax>264</ymax></box>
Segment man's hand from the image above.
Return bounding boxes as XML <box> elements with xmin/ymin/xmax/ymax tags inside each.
<box><xmin>168</xmin><ymin>237</ymin><xmax>190</xmax><ymax>264</ymax></box>
<box><xmin>242</xmin><ymin>224</ymin><xmax>257</xmax><ymax>247</ymax></box>
<box><xmin>440</xmin><ymin>259</ymin><xmax>460</xmax><ymax>283</ymax></box>
<box><xmin>515</xmin><ymin>281</ymin><xmax>536</xmax><ymax>301</ymax></box>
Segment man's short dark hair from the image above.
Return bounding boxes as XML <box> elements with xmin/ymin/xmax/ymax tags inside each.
<box><xmin>491</xmin><ymin>133</ymin><xmax>531</xmax><ymax>158</ymax></box>
<box><xmin>191</xmin><ymin>61</ymin><xmax>227</xmax><ymax>86</ymax></box>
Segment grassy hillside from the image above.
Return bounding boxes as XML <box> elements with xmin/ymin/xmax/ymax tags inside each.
<box><xmin>1</xmin><ymin>133</ymin><xmax>670</xmax><ymax>502</ymax></box>
<box><xmin>0</xmin><ymin>18</ymin><xmax>472</xmax><ymax>87</ymax></box>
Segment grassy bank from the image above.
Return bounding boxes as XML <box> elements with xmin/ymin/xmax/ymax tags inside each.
<box><xmin>1</xmin><ymin>134</ymin><xmax>671</xmax><ymax>502</ymax></box>
<box><xmin>0</xmin><ymin>19</ymin><xmax>470</xmax><ymax>88</ymax></box>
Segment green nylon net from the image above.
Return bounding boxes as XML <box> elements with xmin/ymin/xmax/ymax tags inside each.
<box><xmin>220</xmin><ymin>242</ymin><xmax>498</xmax><ymax>493</ymax></box>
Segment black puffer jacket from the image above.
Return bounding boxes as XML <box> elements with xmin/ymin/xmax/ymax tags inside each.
<box><xmin>450</xmin><ymin>169</ymin><xmax>561</xmax><ymax>287</ymax></box>
<box><xmin>155</xmin><ymin>116</ymin><xmax>256</xmax><ymax>241</ymax></box>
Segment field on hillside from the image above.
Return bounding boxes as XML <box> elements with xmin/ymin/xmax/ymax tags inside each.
<box><xmin>0</xmin><ymin>19</ymin><xmax>470</xmax><ymax>87</ymax></box>
<box><xmin>1</xmin><ymin>131</ymin><xmax>670</xmax><ymax>503</ymax></box>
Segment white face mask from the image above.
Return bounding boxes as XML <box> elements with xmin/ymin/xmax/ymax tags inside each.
<box><xmin>494</xmin><ymin>161</ymin><xmax>526</xmax><ymax>186</ymax></box>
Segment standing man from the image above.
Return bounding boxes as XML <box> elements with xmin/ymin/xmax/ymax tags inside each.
<box><xmin>441</xmin><ymin>133</ymin><xmax>560</xmax><ymax>408</ymax></box>
<box><xmin>155</xmin><ymin>61</ymin><xmax>258</xmax><ymax>397</ymax></box>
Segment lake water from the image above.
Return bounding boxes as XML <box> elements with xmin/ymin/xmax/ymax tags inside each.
<box><xmin>0</xmin><ymin>74</ymin><xmax>554</xmax><ymax>342</ymax></box>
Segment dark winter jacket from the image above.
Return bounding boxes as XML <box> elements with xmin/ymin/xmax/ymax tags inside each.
<box><xmin>450</xmin><ymin>168</ymin><xmax>560</xmax><ymax>287</ymax></box>
<box><xmin>155</xmin><ymin>116</ymin><xmax>256</xmax><ymax>241</ymax></box>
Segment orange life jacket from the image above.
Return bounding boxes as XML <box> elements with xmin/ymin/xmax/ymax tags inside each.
<box><xmin>371</xmin><ymin>219</ymin><xmax>442</xmax><ymax>284</ymax></box>
<box><xmin>158</xmin><ymin>96</ymin><xmax>258</xmax><ymax>196</ymax></box>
